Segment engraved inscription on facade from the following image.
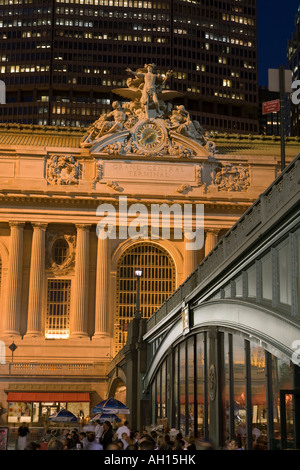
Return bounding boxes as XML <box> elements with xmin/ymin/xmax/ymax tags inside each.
<box><xmin>95</xmin><ymin>160</ymin><xmax>197</xmax><ymax>184</ymax></box>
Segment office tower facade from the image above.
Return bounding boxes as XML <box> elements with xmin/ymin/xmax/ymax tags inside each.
<box><xmin>287</xmin><ymin>5</ymin><xmax>300</xmax><ymax>137</ymax></box>
<box><xmin>0</xmin><ymin>0</ymin><xmax>258</xmax><ymax>133</ymax></box>
<box><xmin>258</xmin><ymin>86</ymin><xmax>281</xmax><ymax>136</ymax></box>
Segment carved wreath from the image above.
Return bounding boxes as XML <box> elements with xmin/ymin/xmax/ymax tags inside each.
<box><xmin>46</xmin><ymin>154</ymin><xmax>81</xmax><ymax>185</ymax></box>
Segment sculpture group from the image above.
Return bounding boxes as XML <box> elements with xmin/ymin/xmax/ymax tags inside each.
<box><xmin>76</xmin><ymin>63</ymin><xmax>250</xmax><ymax>192</ymax></box>
<box><xmin>80</xmin><ymin>63</ymin><xmax>214</xmax><ymax>155</ymax></box>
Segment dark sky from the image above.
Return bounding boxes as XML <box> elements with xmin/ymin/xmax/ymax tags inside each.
<box><xmin>257</xmin><ymin>0</ymin><xmax>299</xmax><ymax>85</ymax></box>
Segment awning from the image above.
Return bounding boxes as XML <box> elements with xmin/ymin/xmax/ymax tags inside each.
<box><xmin>6</xmin><ymin>392</ymin><xmax>90</xmax><ymax>403</ymax></box>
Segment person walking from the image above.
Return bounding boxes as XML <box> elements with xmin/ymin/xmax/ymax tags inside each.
<box><xmin>94</xmin><ymin>420</ymin><xmax>104</xmax><ymax>443</ymax></box>
<box><xmin>17</xmin><ymin>422</ymin><xmax>30</xmax><ymax>450</ymax></box>
<box><xmin>86</xmin><ymin>432</ymin><xmax>103</xmax><ymax>450</ymax></box>
<box><xmin>99</xmin><ymin>421</ymin><xmax>115</xmax><ymax>449</ymax></box>
<box><xmin>78</xmin><ymin>432</ymin><xmax>89</xmax><ymax>450</ymax></box>
<box><xmin>116</xmin><ymin>420</ymin><xmax>130</xmax><ymax>439</ymax></box>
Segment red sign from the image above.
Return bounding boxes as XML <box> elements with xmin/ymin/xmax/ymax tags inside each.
<box><xmin>262</xmin><ymin>99</ymin><xmax>280</xmax><ymax>115</ymax></box>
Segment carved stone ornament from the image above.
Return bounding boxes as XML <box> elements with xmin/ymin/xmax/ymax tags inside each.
<box><xmin>91</xmin><ymin>161</ymin><xmax>104</xmax><ymax>189</ymax></box>
<box><xmin>45</xmin><ymin>232</ymin><xmax>76</xmax><ymax>274</ymax></box>
<box><xmin>46</xmin><ymin>154</ymin><xmax>81</xmax><ymax>185</ymax></box>
<box><xmin>177</xmin><ymin>183</ymin><xmax>192</xmax><ymax>194</ymax></box>
<box><xmin>106</xmin><ymin>181</ymin><xmax>123</xmax><ymax>192</ymax></box>
<box><xmin>80</xmin><ymin>63</ymin><xmax>216</xmax><ymax>159</ymax></box>
<box><xmin>213</xmin><ymin>163</ymin><xmax>250</xmax><ymax>192</ymax></box>
<box><xmin>208</xmin><ymin>364</ymin><xmax>216</xmax><ymax>401</ymax></box>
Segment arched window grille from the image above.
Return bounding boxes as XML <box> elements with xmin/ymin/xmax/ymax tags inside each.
<box><xmin>115</xmin><ymin>242</ymin><xmax>176</xmax><ymax>354</ymax></box>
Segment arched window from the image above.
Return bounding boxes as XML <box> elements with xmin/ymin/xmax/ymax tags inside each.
<box><xmin>115</xmin><ymin>242</ymin><xmax>176</xmax><ymax>354</ymax></box>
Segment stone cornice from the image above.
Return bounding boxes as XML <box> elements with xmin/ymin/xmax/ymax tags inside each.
<box><xmin>0</xmin><ymin>122</ymin><xmax>85</xmax><ymax>136</ymax></box>
<box><xmin>0</xmin><ymin>191</ymin><xmax>254</xmax><ymax>209</ymax></box>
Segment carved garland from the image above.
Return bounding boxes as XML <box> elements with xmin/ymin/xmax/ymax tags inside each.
<box><xmin>46</xmin><ymin>154</ymin><xmax>81</xmax><ymax>186</ymax></box>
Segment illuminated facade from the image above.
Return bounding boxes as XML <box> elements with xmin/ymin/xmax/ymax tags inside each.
<box><xmin>0</xmin><ymin>69</ymin><xmax>297</xmax><ymax>426</ymax></box>
<box><xmin>0</xmin><ymin>0</ymin><xmax>258</xmax><ymax>133</ymax></box>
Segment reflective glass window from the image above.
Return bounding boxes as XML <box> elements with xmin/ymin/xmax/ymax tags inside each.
<box><xmin>233</xmin><ymin>336</ymin><xmax>246</xmax><ymax>446</ymax></box>
<box><xmin>250</xmin><ymin>342</ymin><xmax>267</xmax><ymax>449</ymax></box>
<box><xmin>196</xmin><ymin>333</ymin><xmax>205</xmax><ymax>439</ymax></box>
<box><xmin>278</xmin><ymin>241</ymin><xmax>291</xmax><ymax>306</ymax></box>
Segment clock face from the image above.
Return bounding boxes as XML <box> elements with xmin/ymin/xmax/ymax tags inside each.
<box><xmin>135</xmin><ymin>121</ymin><xmax>165</xmax><ymax>152</ymax></box>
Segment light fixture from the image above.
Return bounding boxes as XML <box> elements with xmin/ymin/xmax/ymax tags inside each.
<box><xmin>135</xmin><ymin>268</ymin><xmax>142</xmax><ymax>318</ymax></box>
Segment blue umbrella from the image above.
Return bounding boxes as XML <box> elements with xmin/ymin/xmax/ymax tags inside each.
<box><xmin>92</xmin><ymin>413</ymin><xmax>121</xmax><ymax>423</ymax></box>
<box><xmin>48</xmin><ymin>409</ymin><xmax>78</xmax><ymax>422</ymax></box>
<box><xmin>92</xmin><ymin>398</ymin><xmax>130</xmax><ymax>415</ymax></box>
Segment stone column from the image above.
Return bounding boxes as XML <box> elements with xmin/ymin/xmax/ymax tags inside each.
<box><xmin>4</xmin><ymin>222</ymin><xmax>24</xmax><ymax>336</ymax></box>
<box><xmin>205</xmin><ymin>229</ymin><xmax>219</xmax><ymax>256</ymax></box>
<box><xmin>70</xmin><ymin>224</ymin><xmax>91</xmax><ymax>338</ymax></box>
<box><xmin>93</xmin><ymin>236</ymin><xmax>111</xmax><ymax>338</ymax></box>
<box><xmin>25</xmin><ymin>223</ymin><xmax>47</xmax><ymax>337</ymax></box>
<box><xmin>184</xmin><ymin>232</ymin><xmax>197</xmax><ymax>279</ymax></box>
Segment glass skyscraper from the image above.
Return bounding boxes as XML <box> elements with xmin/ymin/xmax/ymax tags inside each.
<box><xmin>0</xmin><ymin>0</ymin><xmax>258</xmax><ymax>133</ymax></box>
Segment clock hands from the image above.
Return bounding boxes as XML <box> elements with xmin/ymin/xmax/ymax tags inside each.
<box><xmin>143</xmin><ymin>131</ymin><xmax>157</xmax><ymax>144</ymax></box>
<box><xmin>136</xmin><ymin>121</ymin><xmax>164</xmax><ymax>150</ymax></box>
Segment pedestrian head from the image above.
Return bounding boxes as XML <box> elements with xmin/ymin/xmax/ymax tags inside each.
<box><xmin>48</xmin><ymin>438</ymin><xmax>64</xmax><ymax>451</ymax></box>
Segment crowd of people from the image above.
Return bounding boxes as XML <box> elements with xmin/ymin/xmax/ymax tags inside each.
<box><xmin>15</xmin><ymin>418</ymin><xmax>256</xmax><ymax>451</ymax></box>
<box><xmin>19</xmin><ymin>420</ymin><xmax>198</xmax><ymax>451</ymax></box>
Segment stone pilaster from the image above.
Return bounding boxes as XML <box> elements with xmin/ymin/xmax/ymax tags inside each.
<box><xmin>4</xmin><ymin>222</ymin><xmax>24</xmax><ymax>336</ymax></box>
<box><xmin>70</xmin><ymin>224</ymin><xmax>91</xmax><ymax>338</ymax></box>
<box><xmin>205</xmin><ymin>229</ymin><xmax>219</xmax><ymax>256</ymax></box>
<box><xmin>93</xmin><ymin>236</ymin><xmax>111</xmax><ymax>338</ymax></box>
<box><xmin>25</xmin><ymin>223</ymin><xmax>47</xmax><ymax>337</ymax></box>
<box><xmin>184</xmin><ymin>232</ymin><xmax>198</xmax><ymax>279</ymax></box>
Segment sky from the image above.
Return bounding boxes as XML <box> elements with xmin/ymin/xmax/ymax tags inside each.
<box><xmin>257</xmin><ymin>0</ymin><xmax>300</xmax><ymax>86</ymax></box>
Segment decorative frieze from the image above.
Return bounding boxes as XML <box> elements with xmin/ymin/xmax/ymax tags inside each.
<box><xmin>213</xmin><ymin>163</ymin><xmax>250</xmax><ymax>192</ymax></box>
<box><xmin>46</xmin><ymin>154</ymin><xmax>81</xmax><ymax>186</ymax></box>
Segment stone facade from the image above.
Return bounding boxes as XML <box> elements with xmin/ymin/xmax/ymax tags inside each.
<box><xmin>0</xmin><ymin>71</ymin><xmax>299</xmax><ymax>424</ymax></box>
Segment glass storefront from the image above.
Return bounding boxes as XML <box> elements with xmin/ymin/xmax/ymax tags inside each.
<box><xmin>179</xmin><ymin>341</ymin><xmax>186</xmax><ymax>435</ymax></box>
<box><xmin>250</xmin><ymin>342</ymin><xmax>267</xmax><ymax>449</ymax></box>
<box><xmin>196</xmin><ymin>333</ymin><xmax>205</xmax><ymax>439</ymax></box>
<box><xmin>7</xmin><ymin>401</ymin><xmax>89</xmax><ymax>424</ymax></box>
<box><xmin>232</xmin><ymin>335</ymin><xmax>246</xmax><ymax>444</ymax></box>
<box><xmin>150</xmin><ymin>329</ymin><xmax>295</xmax><ymax>450</ymax></box>
<box><xmin>271</xmin><ymin>356</ymin><xmax>293</xmax><ymax>449</ymax></box>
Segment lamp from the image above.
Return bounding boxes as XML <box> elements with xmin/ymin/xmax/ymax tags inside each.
<box><xmin>135</xmin><ymin>268</ymin><xmax>142</xmax><ymax>318</ymax></box>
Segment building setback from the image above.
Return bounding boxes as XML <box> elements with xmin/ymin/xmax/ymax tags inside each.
<box><xmin>0</xmin><ymin>0</ymin><xmax>258</xmax><ymax>133</ymax></box>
